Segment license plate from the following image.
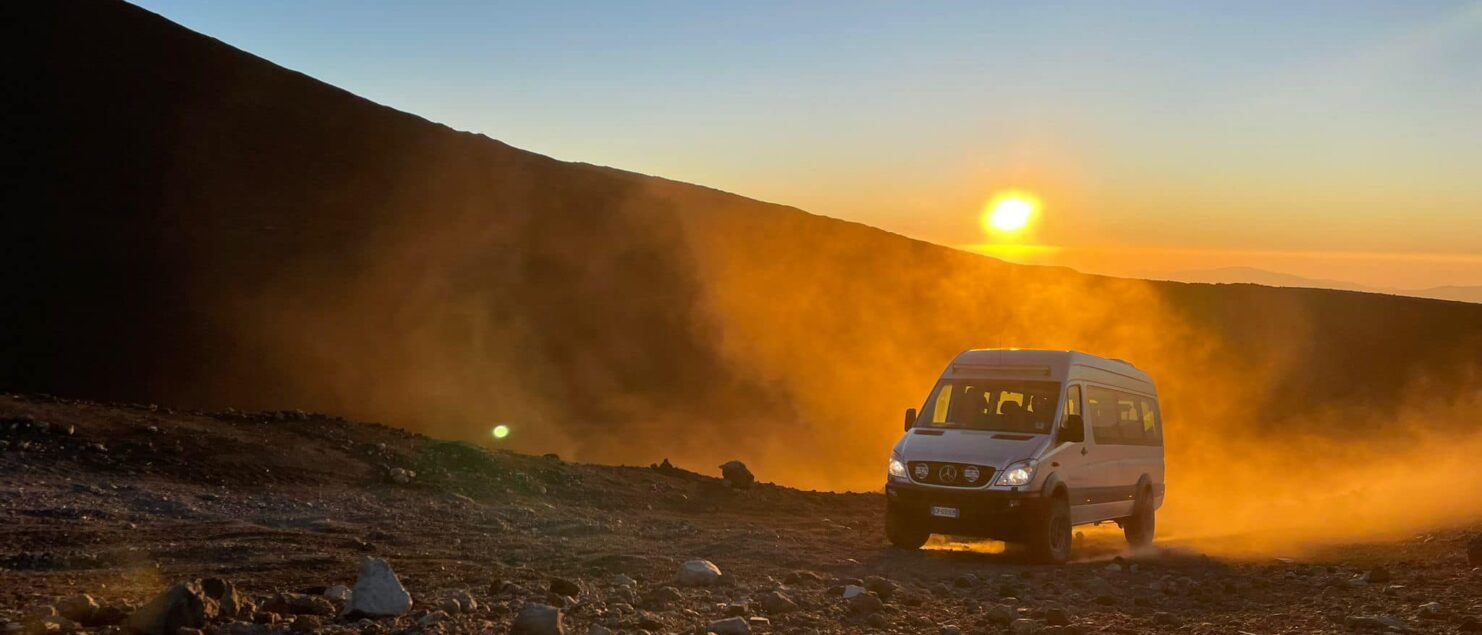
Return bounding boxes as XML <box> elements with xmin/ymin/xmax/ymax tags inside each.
<box><xmin>930</xmin><ymin>506</ymin><xmax>960</xmax><ymax>519</ymax></box>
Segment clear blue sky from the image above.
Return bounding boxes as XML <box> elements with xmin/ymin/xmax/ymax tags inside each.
<box><xmin>130</xmin><ymin>1</ymin><xmax>1482</xmax><ymax>288</ymax></box>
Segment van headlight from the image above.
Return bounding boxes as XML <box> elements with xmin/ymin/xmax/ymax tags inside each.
<box><xmin>888</xmin><ymin>453</ymin><xmax>908</xmax><ymax>480</ymax></box>
<box><xmin>996</xmin><ymin>460</ymin><xmax>1036</xmax><ymax>486</ymax></box>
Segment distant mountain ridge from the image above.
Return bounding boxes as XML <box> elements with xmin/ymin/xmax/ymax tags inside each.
<box><xmin>1153</xmin><ymin>266</ymin><xmax>1482</xmax><ymax>304</ymax></box>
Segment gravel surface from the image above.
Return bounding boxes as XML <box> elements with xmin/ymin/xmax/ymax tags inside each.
<box><xmin>3</xmin><ymin>394</ymin><xmax>1480</xmax><ymax>634</ymax></box>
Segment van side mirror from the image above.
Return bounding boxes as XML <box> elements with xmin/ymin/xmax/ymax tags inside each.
<box><xmin>904</xmin><ymin>408</ymin><xmax>917</xmax><ymax>432</ymax></box>
<box><xmin>1057</xmin><ymin>414</ymin><xmax>1085</xmax><ymax>444</ymax></box>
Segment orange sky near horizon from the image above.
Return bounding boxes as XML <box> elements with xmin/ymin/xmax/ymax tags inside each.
<box><xmin>727</xmin><ymin>127</ymin><xmax>1482</xmax><ymax>290</ymax></box>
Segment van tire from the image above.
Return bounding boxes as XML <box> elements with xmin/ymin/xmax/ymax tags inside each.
<box><xmin>1123</xmin><ymin>486</ymin><xmax>1156</xmax><ymax>547</ymax></box>
<box><xmin>885</xmin><ymin>506</ymin><xmax>930</xmax><ymax>550</ymax></box>
<box><xmin>1028</xmin><ymin>495</ymin><xmax>1072</xmax><ymax>564</ymax></box>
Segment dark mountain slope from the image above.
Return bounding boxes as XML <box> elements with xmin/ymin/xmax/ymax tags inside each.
<box><xmin>3</xmin><ymin>0</ymin><xmax>1481</xmax><ymax>495</ymax></box>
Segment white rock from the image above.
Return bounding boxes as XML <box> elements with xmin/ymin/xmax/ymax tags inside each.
<box><xmin>343</xmin><ymin>557</ymin><xmax>412</xmax><ymax>617</ymax></box>
<box><xmin>678</xmin><ymin>560</ymin><xmax>723</xmax><ymax>587</ymax></box>
<box><xmin>610</xmin><ymin>574</ymin><xmax>637</xmax><ymax>590</ymax></box>
<box><xmin>323</xmin><ymin>585</ymin><xmax>352</xmax><ymax>602</ymax></box>
<box><xmin>842</xmin><ymin>584</ymin><xmax>867</xmax><ymax>599</ymax></box>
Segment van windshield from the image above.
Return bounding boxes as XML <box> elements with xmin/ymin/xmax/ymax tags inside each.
<box><xmin>918</xmin><ymin>380</ymin><xmax>1061</xmax><ymax>434</ymax></box>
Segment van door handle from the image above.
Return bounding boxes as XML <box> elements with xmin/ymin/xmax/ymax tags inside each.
<box><xmin>1080</xmin><ymin>447</ymin><xmax>1088</xmax><ymax>456</ymax></box>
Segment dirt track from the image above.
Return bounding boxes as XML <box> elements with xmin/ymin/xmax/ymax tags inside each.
<box><xmin>2</xmin><ymin>394</ymin><xmax>1479</xmax><ymax>634</ymax></box>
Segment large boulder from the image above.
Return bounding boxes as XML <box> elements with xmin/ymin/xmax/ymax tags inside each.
<box><xmin>677</xmin><ymin>560</ymin><xmax>723</xmax><ymax>587</ymax></box>
<box><xmin>511</xmin><ymin>602</ymin><xmax>564</xmax><ymax>635</ymax></box>
<box><xmin>55</xmin><ymin>595</ymin><xmax>99</xmax><ymax>624</ymax></box>
<box><xmin>1045</xmin><ymin>607</ymin><xmax>1071</xmax><ymax>627</ymax></box>
<box><xmin>862</xmin><ymin>576</ymin><xmax>898</xmax><ymax>600</ymax></box>
<box><xmin>754</xmin><ymin>591</ymin><xmax>797</xmax><ymax>614</ymax></box>
<box><xmin>986</xmin><ymin>604</ymin><xmax>1016</xmax><ymax>625</ymax></box>
<box><xmin>641</xmin><ymin>586</ymin><xmax>683</xmax><ymax>608</ymax></box>
<box><xmin>343</xmin><ymin>558</ymin><xmax>412</xmax><ymax>618</ymax></box>
<box><xmin>719</xmin><ymin>461</ymin><xmax>755</xmax><ymax>489</ymax></box>
<box><xmin>548</xmin><ymin>578</ymin><xmax>583</xmax><ymax>598</ymax></box>
<box><xmin>847</xmin><ymin>591</ymin><xmax>882</xmax><ymax>615</ymax></box>
<box><xmin>125</xmin><ymin>581</ymin><xmax>218</xmax><ymax>635</ymax></box>
<box><xmin>200</xmin><ymin>578</ymin><xmax>253</xmax><ymax>620</ymax></box>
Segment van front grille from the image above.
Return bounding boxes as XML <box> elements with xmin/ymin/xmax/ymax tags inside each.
<box><xmin>907</xmin><ymin>461</ymin><xmax>994</xmax><ymax>487</ymax></box>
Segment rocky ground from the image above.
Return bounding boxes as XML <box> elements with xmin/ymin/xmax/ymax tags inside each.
<box><xmin>2</xmin><ymin>394</ymin><xmax>1480</xmax><ymax>634</ymax></box>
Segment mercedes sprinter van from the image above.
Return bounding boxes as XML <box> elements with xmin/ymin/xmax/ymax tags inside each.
<box><xmin>885</xmin><ymin>349</ymin><xmax>1165</xmax><ymax>563</ymax></box>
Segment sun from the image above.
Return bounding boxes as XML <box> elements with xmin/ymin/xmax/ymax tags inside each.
<box><xmin>982</xmin><ymin>192</ymin><xmax>1039</xmax><ymax>235</ymax></box>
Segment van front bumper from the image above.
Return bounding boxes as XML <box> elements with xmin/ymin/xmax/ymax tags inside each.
<box><xmin>886</xmin><ymin>480</ymin><xmax>1042</xmax><ymax>541</ymax></box>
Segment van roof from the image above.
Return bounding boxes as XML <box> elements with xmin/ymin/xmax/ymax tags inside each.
<box><xmin>946</xmin><ymin>349</ymin><xmax>1155</xmax><ymax>392</ymax></box>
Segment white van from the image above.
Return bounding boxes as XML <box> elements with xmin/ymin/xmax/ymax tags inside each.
<box><xmin>885</xmin><ymin>349</ymin><xmax>1165</xmax><ymax>563</ymax></box>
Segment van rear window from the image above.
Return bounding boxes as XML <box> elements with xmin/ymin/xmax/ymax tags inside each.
<box><xmin>920</xmin><ymin>380</ymin><xmax>1061</xmax><ymax>434</ymax></box>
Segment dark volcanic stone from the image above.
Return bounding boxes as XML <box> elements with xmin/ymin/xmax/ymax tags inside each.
<box><xmin>548</xmin><ymin>577</ymin><xmax>582</xmax><ymax>598</ymax></box>
<box><xmin>511</xmin><ymin>602</ymin><xmax>563</xmax><ymax>635</ymax></box>
<box><xmin>125</xmin><ymin>581</ymin><xmax>217</xmax><ymax>635</ymax></box>
<box><xmin>200</xmin><ymin>578</ymin><xmax>253</xmax><ymax>619</ymax></box>
<box><xmin>848</xmin><ymin>591</ymin><xmax>883</xmax><ymax>615</ymax></box>
<box><xmin>719</xmin><ymin>460</ymin><xmax>755</xmax><ymax>489</ymax></box>
<box><xmin>755</xmin><ymin>591</ymin><xmax>797</xmax><ymax>614</ymax></box>
<box><xmin>863</xmin><ymin>575</ymin><xmax>898</xmax><ymax>600</ymax></box>
<box><xmin>1045</xmin><ymin>607</ymin><xmax>1071</xmax><ymax>626</ymax></box>
<box><xmin>55</xmin><ymin>594</ymin><xmax>99</xmax><ymax>623</ymax></box>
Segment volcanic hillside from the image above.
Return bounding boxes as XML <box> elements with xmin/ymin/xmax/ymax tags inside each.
<box><xmin>4</xmin><ymin>0</ymin><xmax>1482</xmax><ymax>496</ymax></box>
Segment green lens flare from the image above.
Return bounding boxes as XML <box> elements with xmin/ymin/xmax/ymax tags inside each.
<box><xmin>491</xmin><ymin>424</ymin><xmax>510</xmax><ymax>440</ymax></box>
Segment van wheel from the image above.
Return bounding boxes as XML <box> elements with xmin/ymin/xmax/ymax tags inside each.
<box><xmin>1029</xmin><ymin>495</ymin><xmax>1072</xmax><ymax>564</ymax></box>
<box><xmin>1123</xmin><ymin>487</ymin><xmax>1156</xmax><ymax>547</ymax></box>
<box><xmin>885</xmin><ymin>506</ymin><xmax>930</xmax><ymax>549</ymax></box>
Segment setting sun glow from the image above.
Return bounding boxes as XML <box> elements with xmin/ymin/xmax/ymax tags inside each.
<box><xmin>982</xmin><ymin>193</ymin><xmax>1038</xmax><ymax>235</ymax></box>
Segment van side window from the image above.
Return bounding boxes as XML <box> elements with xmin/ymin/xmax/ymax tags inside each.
<box><xmin>1063</xmin><ymin>385</ymin><xmax>1081</xmax><ymax>419</ymax></box>
<box><xmin>931</xmin><ymin>383</ymin><xmax>953</xmax><ymax>424</ymax></box>
<box><xmin>1061</xmin><ymin>385</ymin><xmax>1082</xmax><ymax>438</ymax></box>
<box><xmin>1116</xmin><ymin>394</ymin><xmax>1145</xmax><ymax>444</ymax></box>
<box><xmin>1139</xmin><ymin>397</ymin><xmax>1163</xmax><ymax>445</ymax></box>
<box><xmin>1086</xmin><ymin>386</ymin><xmax>1121</xmax><ymax>444</ymax></box>
<box><xmin>1083</xmin><ymin>388</ymin><xmax>1163</xmax><ymax>446</ymax></box>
